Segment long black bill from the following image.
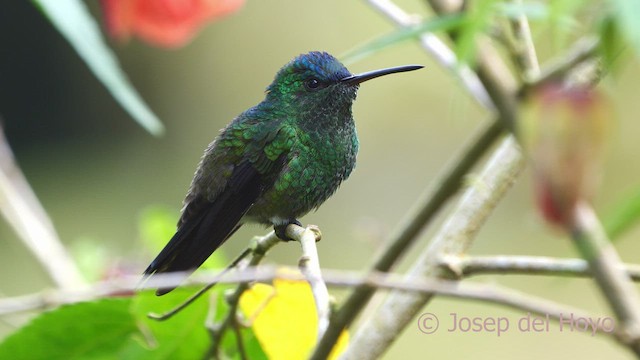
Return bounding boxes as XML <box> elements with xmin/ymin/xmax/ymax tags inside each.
<box><xmin>341</xmin><ymin>64</ymin><xmax>423</xmax><ymax>85</ymax></box>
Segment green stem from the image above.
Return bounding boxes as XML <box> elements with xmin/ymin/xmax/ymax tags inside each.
<box><xmin>571</xmin><ymin>202</ymin><xmax>640</xmax><ymax>355</ymax></box>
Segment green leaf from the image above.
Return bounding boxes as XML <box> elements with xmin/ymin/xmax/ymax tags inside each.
<box><xmin>127</xmin><ymin>289</ymin><xmax>267</xmax><ymax>360</ymax></box>
<box><xmin>604</xmin><ymin>188</ymin><xmax>640</xmax><ymax>240</ymax></box>
<box><xmin>454</xmin><ymin>0</ymin><xmax>499</xmax><ymax>67</ymax></box>
<box><xmin>496</xmin><ymin>1</ymin><xmax>548</xmax><ymax>20</ymax></box>
<box><xmin>340</xmin><ymin>14</ymin><xmax>464</xmax><ymax>65</ymax></box>
<box><xmin>547</xmin><ymin>0</ymin><xmax>582</xmax><ymax>49</ymax></box>
<box><xmin>0</xmin><ymin>299</ymin><xmax>137</xmax><ymax>360</ymax></box>
<box><xmin>598</xmin><ymin>15</ymin><xmax>626</xmax><ymax>75</ymax></box>
<box><xmin>610</xmin><ymin>0</ymin><xmax>640</xmax><ymax>56</ymax></box>
<box><xmin>31</xmin><ymin>0</ymin><xmax>165</xmax><ymax>136</ymax></box>
<box><xmin>0</xmin><ymin>290</ymin><xmax>267</xmax><ymax>359</ymax></box>
<box><xmin>123</xmin><ymin>291</ymin><xmax>212</xmax><ymax>359</ymax></box>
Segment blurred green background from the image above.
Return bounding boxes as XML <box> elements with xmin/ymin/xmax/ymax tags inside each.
<box><xmin>1</xmin><ymin>1</ymin><xmax>639</xmax><ymax>359</ymax></box>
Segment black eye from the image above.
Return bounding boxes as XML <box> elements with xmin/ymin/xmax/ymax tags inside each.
<box><xmin>305</xmin><ymin>78</ymin><xmax>321</xmax><ymax>91</ymax></box>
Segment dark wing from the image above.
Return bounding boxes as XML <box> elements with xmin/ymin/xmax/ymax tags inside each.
<box><xmin>142</xmin><ymin>117</ymin><xmax>294</xmax><ymax>295</ymax></box>
<box><xmin>142</xmin><ymin>162</ymin><xmax>261</xmax><ymax>295</ymax></box>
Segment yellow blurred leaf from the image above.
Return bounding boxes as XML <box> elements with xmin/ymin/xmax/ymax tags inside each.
<box><xmin>239</xmin><ymin>273</ymin><xmax>348</xmax><ymax>360</ymax></box>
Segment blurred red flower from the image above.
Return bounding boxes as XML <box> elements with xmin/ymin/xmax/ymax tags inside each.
<box><xmin>101</xmin><ymin>0</ymin><xmax>244</xmax><ymax>48</ymax></box>
<box><xmin>519</xmin><ymin>82</ymin><xmax>610</xmax><ymax>229</ymax></box>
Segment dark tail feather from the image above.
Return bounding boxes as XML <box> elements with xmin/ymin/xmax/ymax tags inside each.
<box><xmin>142</xmin><ymin>162</ymin><xmax>263</xmax><ymax>295</ymax></box>
<box><xmin>142</xmin><ymin>197</ymin><xmax>248</xmax><ymax>295</ymax></box>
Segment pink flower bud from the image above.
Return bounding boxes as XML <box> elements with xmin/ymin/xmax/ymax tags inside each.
<box><xmin>519</xmin><ymin>82</ymin><xmax>610</xmax><ymax>228</ymax></box>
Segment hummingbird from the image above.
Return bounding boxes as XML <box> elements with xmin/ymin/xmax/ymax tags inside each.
<box><xmin>144</xmin><ymin>51</ymin><xmax>422</xmax><ymax>295</ymax></box>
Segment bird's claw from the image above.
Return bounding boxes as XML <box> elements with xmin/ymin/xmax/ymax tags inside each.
<box><xmin>274</xmin><ymin>220</ymin><xmax>302</xmax><ymax>241</ymax></box>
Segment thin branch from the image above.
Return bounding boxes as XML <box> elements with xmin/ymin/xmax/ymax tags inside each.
<box><xmin>286</xmin><ymin>225</ymin><xmax>330</xmax><ymax>340</ymax></box>
<box><xmin>473</xmin><ymin>38</ymin><xmax>520</xmax><ymax>131</ymax></box>
<box><xmin>441</xmin><ymin>255</ymin><xmax>640</xmax><ymax>280</ymax></box>
<box><xmin>203</xmin><ymin>224</ymin><xmax>327</xmax><ymax>357</ymax></box>
<box><xmin>6</xmin><ymin>254</ymin><xmax>640</xmax><ymax>318</ymax></box>
<box><xmin>230</xmin><ymin>318</ymin><xmax>248</xmax><ymax>360</ymax></box>
<box><xmin>365</xmin><ymin>0</ymin><xmax>495</xmax><ymax>110</ymax></box>
<box><xmin>0</xmin><ymin>264</ymin><xmax>627</xmax><ymax>344</ymax></box>
<box><xmin>0</xmin><ymin>124</ymin><xmax>84</xmax><ymax>289</ymax></box>
<box><xmin>339</xmin><ymin>136</ymin><xmax>525</xmax><ymax>360</ymax></box>
<box><xmin>507</xmin><ymin>0</ymin><xmax>540</xmax><ymax>78</ymax></box>
<box><xmin>419</xmin><ymin>0</ymin><xmax>521</xmax><ymax>130</ymax></box>
<box><xmin>571</xmin><ymin>201</ymin><xmax>640</xmax><ymax>353</ymax></box>
<box><xmin>206</xmin><ymin>230</ymin><xmax>281</xmax><ymax>358</ymax></box>
<box><xmin>208</xmin><ymin>282</ymin><xmax>249</xmax><ymax>357</ymax></box>
<box><xmin>147</xmin><ymin>248</ymin><xmax>252</xmax><ymax>321</ymax></box>
<box><xmin>528</xmin><ymin>37</ymin><xmax>600</xmax><ymax>86</ymax></box>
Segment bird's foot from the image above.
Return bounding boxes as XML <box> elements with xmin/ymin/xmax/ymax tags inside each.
<box><xmin>274</xmin><ymin>219</ymin><xmax>302</xmax><ymax>241</ymax></box>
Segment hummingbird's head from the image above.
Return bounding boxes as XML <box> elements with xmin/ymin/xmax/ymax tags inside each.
<box><xmin>266</xmin><ymin>52</ymin><xmax>356</xmax><ymax>116</ymax></box>
<box><xmin>264</xmin><ymin>51</ymin><xmax>423</xmax><ymax>125</ymax></box>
